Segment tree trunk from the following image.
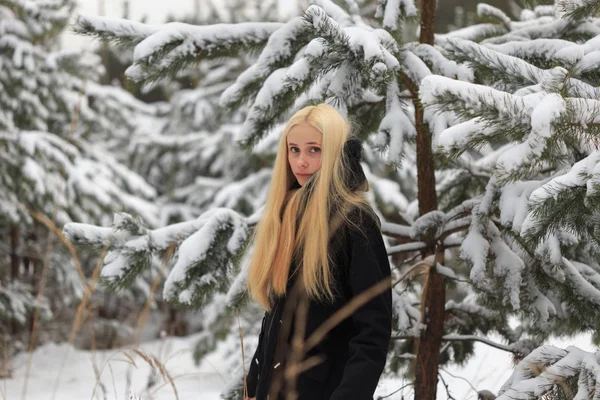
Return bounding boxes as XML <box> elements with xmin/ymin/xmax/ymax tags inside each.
<box><xmin>413</xmin><ymin>0</ymin><xmax>446</xmax><ymax>399</ymax></box>
<box><xmin>10</xmin><ymin>225</ymin><xmax>19</xmax><ymax>281</ymax></box>
<box><xmin>10</xmin><ymin>225</ymin><xmax>20</xmax><ymax>335</ymax></box>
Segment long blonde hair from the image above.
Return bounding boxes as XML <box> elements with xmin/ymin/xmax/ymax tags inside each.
<box><xmin>247</xmin><ymin>103</ymin><xmax>374</xmax><ymax>310</ymax></box>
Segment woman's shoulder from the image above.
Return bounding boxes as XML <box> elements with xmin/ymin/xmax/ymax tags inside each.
<box><xmin>344</xmin><ymin>204</ymin><xmax>382</xmax><ymax>239</ymax></box>
<box><xmin>347</xmin><ymin>204</ymin><xmax>380</xmax><ymax>227</ymax></box>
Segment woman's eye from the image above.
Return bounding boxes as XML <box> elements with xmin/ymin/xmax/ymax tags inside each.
<box><xmin>311</xmin><ymin>147</ymin><xmax>321</xmax><ymax>153</ymax></box>
<box><xmin>290</xmin><ymin>147</ymin><xmax>298</xmax><ymax>153</ymax></box>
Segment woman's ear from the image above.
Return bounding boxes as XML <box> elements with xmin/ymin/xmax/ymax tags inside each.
<box><xmin>343</xmin><ymin>137</ymin><xmax>367</xmax><ymax>191</ymax></box>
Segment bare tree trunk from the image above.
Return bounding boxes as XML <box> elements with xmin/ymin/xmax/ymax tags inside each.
<box><xmin>10</xmin><ymin>225</ymin><xmax>20</xmax><ymax>335</ymax></box>
<box><xmin>413</xmin><ymin>1</ymin><xmax>446</xmax><ymax>399</ymax></box>
<box><xmin>10</xmin><ymin>225</ymin><xmax>19</xmax><ymax>281</ymax></box>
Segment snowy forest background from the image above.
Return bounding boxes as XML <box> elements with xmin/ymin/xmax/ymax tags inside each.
<box><xmin>3</xmin><ymin>0</ymin><xmax>600</xmax><ymax>399</ymax></box>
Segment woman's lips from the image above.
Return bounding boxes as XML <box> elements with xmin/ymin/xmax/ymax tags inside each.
<box><xmin>296</xmin><ymin>173</ymin><xmax>310</xmax><ymax>176</ymax></box>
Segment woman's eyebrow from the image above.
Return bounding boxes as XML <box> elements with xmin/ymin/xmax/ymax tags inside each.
<box><xmin>288</xmin><ymin>142</ymin><xmax>321</xmax><ymax>146</ymax></box>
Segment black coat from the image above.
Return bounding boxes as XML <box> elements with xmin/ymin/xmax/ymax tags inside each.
<box><xmin>246</xmin><ymin>207</ymin><xmax>392</xmax><ymax>400</ymax></box>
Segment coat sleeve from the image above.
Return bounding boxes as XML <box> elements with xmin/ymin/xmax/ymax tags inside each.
<box><xmin>246</xmin><ymin>312</ymin><xmax>267</xmax><ymax>398</ymax></box>
<box><xmin>330</xmin><ymin>211</ymin><xmax>392</xmax><ymax>400</ymax></box>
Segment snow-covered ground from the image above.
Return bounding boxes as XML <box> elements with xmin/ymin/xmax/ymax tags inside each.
<box><xmin>3</xmin><ymin>331</ymin><xmax>595</xmax><ymax>400</ymax></box>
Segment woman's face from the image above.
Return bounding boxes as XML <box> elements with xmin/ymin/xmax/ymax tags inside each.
<box><xmin>287</xmin><ymin>123</ymin><xmax>323</xmax><ymax>186</ymax></box>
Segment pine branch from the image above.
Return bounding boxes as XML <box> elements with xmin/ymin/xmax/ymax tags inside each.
<box><xmin>497</xmin><ymin>345</ymin><xmax>600</xmax><ymax>400</ymax></box>
<box><xmin>220</xmin><ymin>17</ymin><xmax>313</xmax><ymax>113</ymax></box>
<box><xmin>443</xmin><ymin>37</ymin><xmax>544</xmax><ymax>88</ymax></box>
<box><xmin>73</xmin><ymin>14</ymin><xmax>160</xmax><ymax>48</ymax></box>
<box><xmin>124</xmin><ymin>22</ymin><xmax>283</xmax><ymax>87</ymax></box>
<box><xmin>558</xmin><ymin>0</ymin><xmax>600</xmax><ymax>20</ymax></box>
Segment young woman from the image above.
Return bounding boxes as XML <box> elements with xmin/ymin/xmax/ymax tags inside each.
<box><xmin>244</xmin><ymin>103</ymin><xmax>392</xmax><ymax>400</ymax></box>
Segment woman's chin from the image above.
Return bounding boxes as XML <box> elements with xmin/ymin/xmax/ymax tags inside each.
<box><xmin>296</xmin><ymin>177</ymin><xmax>307</xmax><ymax>186</ymax></box>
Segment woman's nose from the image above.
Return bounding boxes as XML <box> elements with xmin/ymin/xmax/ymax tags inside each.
<box><xmin>297</xmin><ymin>157</ymin><xmax>308</xmax><ymax>167</ymax></box>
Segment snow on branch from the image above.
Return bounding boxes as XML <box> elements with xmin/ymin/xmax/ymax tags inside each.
<box><xmin>65</xmin><ymin>208</ymin><xmax>250</xmax><ymax>308</ymax></box>
<box><xmin>74</xmin><ymin>14</ymin><xmax>161</xmax><ymax>48</ymax></box>
<box><xmin>498</xmin><ymin>345</ymin><xmax>600</xmax><ymax>400</ymax></box>
<box><xmin>558</xmin><ymin>0</ymin><xmax>600</xmax><ymax>21</ymax></box>
<box><xmin>163</xmin><ymin>208</ymin><xmax>249</xmax><ymax>307</ymax></box>
<box><xmin>420</xmin><ymin>75</ymin><xmax>532</xmax><ymax>136</ymax></box>
<box><xmin>375</xmin><ymin>0</ymin><xmax>418</xmax><ymax>31</ymax></box>
<box><xmin>82</xmin><ymin>18</ymin><xmax>283</xmax><ymax>86</ymax></box>
<box><xmin>374</xmin><ymin>78</ymin><xmax>413</xmax><ymax>164</ymax></box>
<box><xmin>438</xmin><ymin>23</ymin><xmax>507</xmax><ymax>42</ymax></box>
<box><xmin>477</xmin><ymin>4</ymin><xmax>511</xmax><ymax>27</ymax></box>
<box><xmin>235</xmin><ymin>5</ymin><xmax>400</xmax><ymax>147</ymax></box>
<box><xmin>406</xmin><ymin>43</ymin><xmax>473</xmax><ymax>80</ymax></box>
<box><xmin>220</xmin><ymin>17</ymin><xmax>311</xmax><ymax>112</ymax></box>
<box><xmin>443</xmin><ymin>37</ymin><xmax>545</xmax><ymax>86</ymax></box>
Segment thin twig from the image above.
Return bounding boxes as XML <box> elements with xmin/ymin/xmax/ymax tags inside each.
<box><xmin>442</xmin><ymin>334</ymin><xmax>515</xmax><ymax>353</ymax></box>
<box><xmin>439</xmin><ymin>372</ymin><xmax>457</xmax><ymax>400</ymax></box>
<box><xmin>440</xmin><ymin>368</ymin><xmax>480</xmax><ymax>397</ymax></box>
<box><xmin>376</xmin><ymin>381</ymin><xmax>413</xmax><ymax>399</ymax></box>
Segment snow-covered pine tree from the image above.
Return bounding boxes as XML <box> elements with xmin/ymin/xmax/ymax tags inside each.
<box><xmin>66</xmin><ymin>0</ymin><xmax>573</xmax><ymax>399</ymax></box>
<box><xmin>418</xmin><ymin>0</ymin><xmax>600</xmax><ymax>397</ymax></box>
<box><xmin>0</xmin><ymin>0</ymin><xmax>166</xmax><ymax>363</ymax></box>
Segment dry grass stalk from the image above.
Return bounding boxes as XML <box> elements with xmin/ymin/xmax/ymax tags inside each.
<box><xmin>237</xmin><ymin>309</ymin><xmax>248</xmax><ymax>399</ymax></box>
<box><xmin>151</xmin><ymin>354</ymin><xmax>179</xmax><ymax>400</ymax></box>
<box><xmin>284</xmin><ymin>293</ymin><xmax>309</xmax><ymax>400</ymax></box>
<box><xmin>131</xmin><ymin>349</ymin><xmax>154</xmax><ymax>367</ymax></box>
<box><xmin>50</xmin><ymin>242</ymin><xmax>111</xmax><ymax>400</ymax></box>
<box><xmin>28</xmin><ymin>209</ymin><xmax>89</xmax><ymax>294</ymax></box>
<box><xmin>89</xmin><ymin>315</ymin><xmax>110</xmax><ymax>400</ymax></box>
<box><xmin>1</xmin><ymin>339</ymin><xmax>7</xmax><ymax>399</ymax></box>
<box><xmin>21</xmin><ymin>207</ymin><xmax>58</xmax><ymax>400</ymax></box>
<box><xmin>69</xmin><ymin>77</ymin><xmax>87</xmax><ymax>138</ymax></box>
<box><xmin>303</xmin><ymin>277</ymin><xmax>391</xmax><ymax>353</ymax></box>
<box><xmin>108</xmin><ymin>363</ymin><xmax>119</xmax><ymax>400</ymax></box>
<box><xmin>266</xmin><ymin>274</ymin><xmax>392</xmax><ymax>400</ymax></box>
<box><xmin>122</xmin><ymin>351</ymin><xmax>138</xmax><ymax>368</ymax></box>
<box><xmin>134</xmin><ymin>239</ymin><xmax>178</xmax><ymax>347</ymax></box>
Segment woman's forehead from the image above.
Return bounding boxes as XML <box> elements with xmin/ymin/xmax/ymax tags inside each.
<box><xmin>287</xmin><ymin>123</ymin><xmax>322</xmax><ymax>144</ymax></box>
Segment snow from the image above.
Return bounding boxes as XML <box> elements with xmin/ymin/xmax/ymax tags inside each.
<box><xmin>312</xmin><ymin>0</ymin><xmax>354</xmax><ymax>27</ymax></box>
<box><xmin>4</xmin><ymin>335</ymin><xmax>226</xmax><ymax>400</ymax></box>
<box><xmin>375</xmin><ymin>78</ymin><xmax>412</xmax><ymax>164</ymax></box>
<box><xmin>133</xmin><ymin>21</ymin><xmax>282</xmax><ymax>61</ymax></box>
<box><xmin>497</xmin><ymin>93</ymin><xmax>566</xmax><ymax>175</ymax></box>
<box><xmin>490</xmin><ymin>234</ymin><xmax>524</xmax><ymax>310</ymax></box>
<box><xmin>562</xmin><ymin>258</ymin><xmax>600</xmax><ymax>307</ymax></box>
<box><xmin>438</xmin><ymin>23</ymin><xmax>507</xmax><ymax>42</ymax></box>
<box><xmin>497</xmin><ymin>344</ymin><xmax>596</xmax><ymax>400</ymax></box>
<box><xmin>400</xmin><ymin>49</ymin><xmax>432</xmax><ymax>84</ymax></box>
<box><xmin>163</xmin><ymin>208</ymin><xmax>248</xmax><ymax>303</ymax></box>
<box><xmin>407</xmin><ymin>43</ymin><xmax>473</xmax><ymax>81</ymax></box>
<box><xmin>462</xmin><ymin>214</ymin><xmax>490</xmax><ymax>285</ymax></box>
<box><xmin>345</xmin><ymin>26</ymin><xmax>399</xmax><ymax>68</ymax></box>
<box><xmin>477</xmin><ymin>4</ymin><xmax>511</xmax><ymax>26</ymax></box>
<box><xmin>220</xmin><ymin>17</ymin><xmax>307</xmax><ymax>108</ymax></box>
<box><xmin>6</xmin><ymin>329</ymin><xmax>594</xmax><ymax>400</ymax></box>
<box><xmin>530</xmin><ymin>151</ymin><xmax>600</xmax><ymax>204</ymax></box>
<box><xmin>76</xmin><ymin>14</ymin><xmax>162</xmax><ymax>43</ymax></box>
